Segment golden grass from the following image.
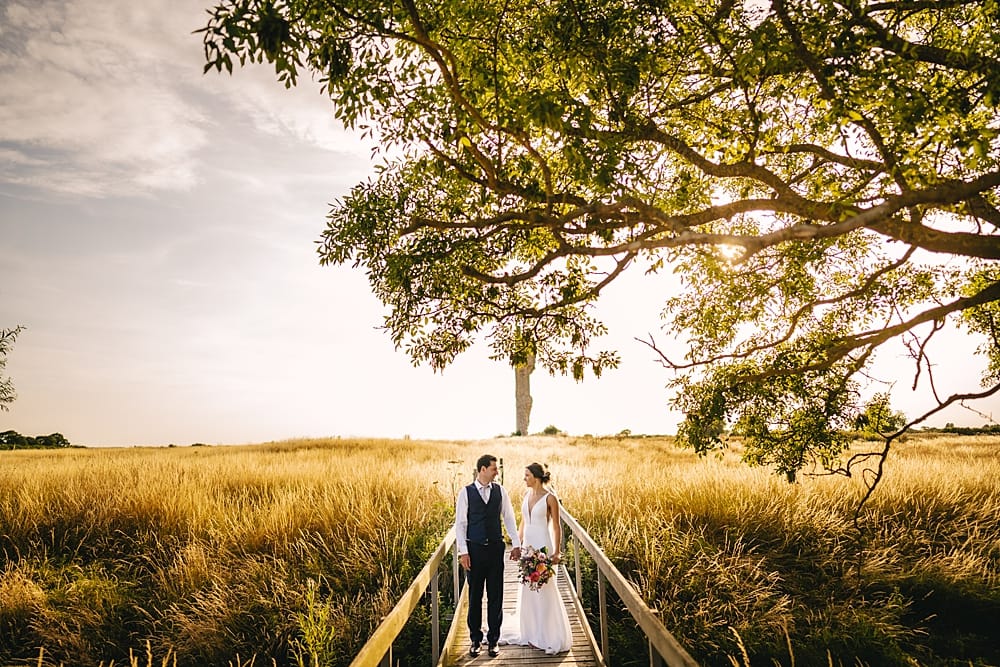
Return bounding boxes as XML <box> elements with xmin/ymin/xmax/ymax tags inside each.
<box><xmin>1</xmin><ymin>435</ymin><xmax>997</xmax><ymax>666</ymax></box>
<box><xmin>0</xmin><ymin>439</ymin><xmax>469</xmax><ymax>666</ymax></box>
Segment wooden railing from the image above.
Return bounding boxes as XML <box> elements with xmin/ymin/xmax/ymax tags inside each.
<box><xmin>348</xmin><ymin>506</ymin><xmax>699</xmax><ymax>667</ymax></box>
<box><xmin>559</xmin><ymin>508</ymin><xmax>700</xmax><ymax>667</ymax></box>
<box><xmin>348</xmin><ymin>526</ymin><xmax>459</xmax><ymax>667</ymax></box>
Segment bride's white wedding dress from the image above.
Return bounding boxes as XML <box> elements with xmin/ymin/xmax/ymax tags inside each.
<box><xmin>500</xmin><ymin>491</ymin><xmax>573</xmax><ymax>654</ymax></box>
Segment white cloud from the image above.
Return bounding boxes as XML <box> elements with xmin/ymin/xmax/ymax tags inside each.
<box><xmin>0</xmin><ymin>0</ymin><xmax>212</xmax><ymax>196</ymax></box>
<box><xmin>0</xmin><ymin>0</ymin><xmax>369</xmax><ymax>197</ymax></box>
<box><xmin>0</xmin><ymin>147</ymin><xmax>45</xmax><ymax>167</ymax></box>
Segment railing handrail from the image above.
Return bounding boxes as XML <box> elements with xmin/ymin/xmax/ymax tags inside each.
<box><xmin>559</xmin><ymin>508</ymin><xmax>700</xmax><ymax>667</ymax></box>
<box><xmin>349</xmin><ymin>526</ymin><xmax>456</xmax><ymax>667</ymax></box>
<box><xmin>349</xmin><ymin>505</ymin><xmax>698</xmax><ymax>667</ymax></box>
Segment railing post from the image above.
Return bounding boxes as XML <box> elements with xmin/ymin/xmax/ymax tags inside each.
<box><xmin>650</xmin><ymin>638</ymin><xmax>665</xmax><ymax>667</ymax></box>
<box><xmin>453</xmin><ymin>543</ymin><xmax>460</xmax><ymax>602</ymax></box>
<box><xmin>431</xmin><ymin>572</ymin><xmax>440</xmax><ymax>666</ymax></box>
<box><xmin>598</xmin><ymin>568</ymin><xmax>609</xmax><ymax>665</ymax></box>
<box><xmin>557</xmin><ymin>510</ymin><xmax>699</xmax><ymax>667</ymax></box>
<box><xmin>349</xmin><ymin>527</ymin><xmax>456</xmax><ymax>667</ymax></box>
<box><xmin>573</xmin><ymin>533</ymin><xmax>582</xmax><ymax>595</ymax></box>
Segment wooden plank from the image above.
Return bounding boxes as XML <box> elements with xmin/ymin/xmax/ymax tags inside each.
<box><xmin>440</xmin><ymin>548</ymin><xmax>600</xmax><ymax>667</ymax></box>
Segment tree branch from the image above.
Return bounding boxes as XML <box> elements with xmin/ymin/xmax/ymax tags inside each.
<box><xmin>849</xmin><ymin>4</ymin><xmax>1000</xmax><ymax>74</ymax></box>
<box><xmin>772</xmin><ymin>0</ymin><xmax>910</xmax><ymax>192</ymax></box>
<box><xmin>640</xmin><ymin>247</ymin><xmax>919</xmax><ymax>370</ymax></box>
<box><xmin>766</xmin><ymin>143</ymin><xmax>885</xmax><ymax>172</ymax></box>
<box><xmin>867</xmin><ymin>0</ymin><xmax>983</xmax><ymax>10</ymax></box>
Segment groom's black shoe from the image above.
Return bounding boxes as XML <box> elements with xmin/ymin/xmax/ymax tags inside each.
<box><xmin>469</xmin><ymin>643</ymin><xmax>481</xmax><ymax>657</ymax></box>
<box><xmin>487</xmin><ymin>645</ymin><xmax>500</xmax><ymax>657</ymax></box>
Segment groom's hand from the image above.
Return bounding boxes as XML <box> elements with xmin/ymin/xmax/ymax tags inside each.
<box><xmin>460</xmin><ymin>554</ymin><xmax>471</xmax><ymax>571</ymax></box>
<box><xmin>510</xmin><ymin>547</ymin><xmax>521</xmax><ymax>560</ymax></box>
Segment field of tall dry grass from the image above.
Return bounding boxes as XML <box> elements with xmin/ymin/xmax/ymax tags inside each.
<box><xmin>0</xmin><ymin>435</ymin><xmax>997</xmax><ymax>666</ymax></box>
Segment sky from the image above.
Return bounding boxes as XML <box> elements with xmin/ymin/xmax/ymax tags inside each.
<box><xmin>0</xmin><ymin>0</ymin><xmax>996</xmax><ymax>447</ymax></box>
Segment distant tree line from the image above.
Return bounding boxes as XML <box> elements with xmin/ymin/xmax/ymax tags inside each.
<box><xmin>922</xmin><ymin>423</ymin><xmax>1000</xmax><ymax>436</ymax></box>
<box><xmin>0</xmin><ymin>431</ymin><xmax>73</xmax><ymax>450</ymax></box>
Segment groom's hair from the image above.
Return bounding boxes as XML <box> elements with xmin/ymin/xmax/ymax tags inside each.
<box><xmin>476</xmin><ymin>454</ymin><xmax>496</xmax><ymax>472</ymax></box>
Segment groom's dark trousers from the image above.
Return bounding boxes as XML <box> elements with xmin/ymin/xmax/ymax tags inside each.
<box><xmin>467</xmin><ymin>539</ymin><xmax>505</xmax><ymax>646</ymax></box>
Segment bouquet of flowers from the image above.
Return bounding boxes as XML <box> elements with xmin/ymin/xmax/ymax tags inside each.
<box><xmin>518</xmin><ymin>545</ymin><xmax>556</xmax><ymax>591</ymax></box>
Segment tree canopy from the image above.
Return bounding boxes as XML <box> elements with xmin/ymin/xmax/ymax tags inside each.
<box><xmin>201</xmin><ymin>0</ymin><xmax>1000</xmax><ymax>482</ymax></box>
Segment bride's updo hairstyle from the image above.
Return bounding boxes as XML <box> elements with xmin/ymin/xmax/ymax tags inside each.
<box><xmin>526</xmin><ymin>462</ymin><xmax>551</xmax><ymax>484</ymax></box>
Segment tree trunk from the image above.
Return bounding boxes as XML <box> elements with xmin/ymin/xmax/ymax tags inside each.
<box><xmin>514</xmin><ymin>353</ymin><xmax>536</xmax><ymax>436</ymax></box>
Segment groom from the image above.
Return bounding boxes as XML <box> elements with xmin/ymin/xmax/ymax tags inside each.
<box><xmin>455</xmin><ymin>454</ymin><xmax>521</xmax><ymax>658</ymax></box>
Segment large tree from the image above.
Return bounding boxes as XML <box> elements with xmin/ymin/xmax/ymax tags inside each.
<box><xmin>201</xmin><ymin>0</ymin><xmax>1000</xmax><ymax>483</ymax></box>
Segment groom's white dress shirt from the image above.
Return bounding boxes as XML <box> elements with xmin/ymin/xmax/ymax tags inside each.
<box><xmin>455</xmin><ymin>479</ymin><xmax>521</xmax><ymax>557</ymax></box>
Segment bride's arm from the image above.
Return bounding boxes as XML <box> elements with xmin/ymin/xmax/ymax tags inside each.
<box><xmin>518</xmin><ymin>493</ymin><xmax>525</xmax><ymax>544</ymax></box>
<box><xmin>548</xmin><ymin>494</ymin><xmax>562</xmax><ymax>562</ymax></box>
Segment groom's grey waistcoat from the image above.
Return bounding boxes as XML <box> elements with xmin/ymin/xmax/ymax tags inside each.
<box><xmin>465</xmin><ymin>483</ymin><xmax>502</xmax><ymax>545</ymax></box>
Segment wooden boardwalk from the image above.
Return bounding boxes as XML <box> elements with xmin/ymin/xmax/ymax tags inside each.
<box><xmin>440</xmin><ymin>548</ymin><xmax>601</xmax><ymax>667</ymax></box>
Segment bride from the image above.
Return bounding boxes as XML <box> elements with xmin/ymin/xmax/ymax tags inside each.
<box><xmin>501</xmin><ymin>462</ymin><xmax>573</xmax><ymax>654</ymax></box>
